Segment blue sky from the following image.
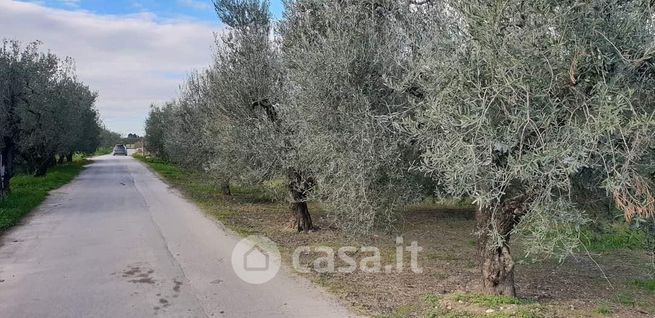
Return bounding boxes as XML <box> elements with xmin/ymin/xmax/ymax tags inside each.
<box><xmin>21</xmin><ymin>0</ymin><xmax>285</xmax><ymax>23</ymax></box>
<box><xmin>1</xmin><ymin>0</ymin><xmax>285</xmax><ymax>136</ymax></box>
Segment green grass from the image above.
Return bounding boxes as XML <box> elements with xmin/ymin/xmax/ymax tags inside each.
<box><xmin>134</xmin><ymin>155</ymin><xmax>273</xmax><ymax>204</ymax></box>
<box><xmin>426</xmin><ymin>309</ymin><xmax>543</xmax><ymax>318</ymax></box>
<box><xmin>451</xmin><ymin>293</ymin><xmax>528</xmax><ymax>308</ymax></box>
<box><xmin>581</xmin><ymin>223</ymin><xmax>649</xmax><ymax>252</ymax></box>
<box><xmin>421</xmin><ymin>293</ymin><xmax>542</xmax><ymax>318</ymax></box>
<box><xmin>136</xmin><ymin>156</ymin><xmax>186</xmax><ymax>181</ymax></box>
<box><xmin>427</xmin><ymin>312</ymin><xmax>474</xmax><ymax>318</ymax></box>
<box><xmin>0</xmin><ymin>160</ymin><xmax>87</xmax><ymax>231</ymax></box>
<box><xmin>615</xmin><ymin>292</ymin><xmax>637</xmax><ymax>306</ymax></box>
<box><xmin>633</xmin><ymin>279</ymin><xmax>655</xmax><ymax>293</ymax></box>
<box><xmin>374</xmin><ymin>305</ymin><xmax>417</xmax><ymax>318</ymax></box>
<box><xmin>135</xmin><ymin>156</ymin><xmax>238</xmax><ymax>204</ymax></box>
<box><xmin>93</xmin><ymin>147</ymin><xmax>114</xmax><ymax>156</ymax></box>
<box><xmin>596</xmin><ymin>304</ymin><xmax>613</xmax><ymax>315</ymax></box>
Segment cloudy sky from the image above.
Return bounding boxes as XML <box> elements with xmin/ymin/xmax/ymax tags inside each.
<box><xmin>0</xmin><ymin>0</ymin><xmax>284</xmax><ymax>136</ymax></box>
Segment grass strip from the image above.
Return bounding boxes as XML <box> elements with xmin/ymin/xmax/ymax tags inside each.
<box><xmin>0</xmin><ymin>160</ymin><xmax>88</xmax><ymax>232</ymax></box>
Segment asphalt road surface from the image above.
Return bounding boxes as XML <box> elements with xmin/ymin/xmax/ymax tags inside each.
<box><xmin>0</xmin><ymin>155</ymin><xmax>355</xmax><ymax>318</ymax></box>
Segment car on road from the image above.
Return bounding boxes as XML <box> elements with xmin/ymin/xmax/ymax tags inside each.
<box><xmin>113</xmin><ymin>144</ymin><xmax>128</xmax><ymax>156</ymax></box>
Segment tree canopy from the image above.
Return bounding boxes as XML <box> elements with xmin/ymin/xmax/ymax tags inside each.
<box><xmin>1</xmin><ymin>40</ymin><xmax>101</xmax><ymax>195</ymax></box>
<box><xmin>144</xmin><ymin>0</ymin><xmax>655</xmax><ymax>296</ymax></box>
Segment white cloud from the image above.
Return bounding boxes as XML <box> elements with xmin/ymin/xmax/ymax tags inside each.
<box><xmin>0</xmin><ymin>0</ymin><xmax>219</xmax><ymax>135</ymax></box>
<box><xmin>58</xmin><ymin>0</ymin><xmax>80</xmax><ymax>8</ymax></box>
<box><xmin>177</xmin><ymin>0</ymin><xmax>213</xmax><ymax>11</ymax></box>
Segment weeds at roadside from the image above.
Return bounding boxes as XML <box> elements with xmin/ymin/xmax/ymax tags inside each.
<box><xmin>93</xmin><ymin>147</ymin><xmax>113</xmax><ymax>156</ymax></box>
<box><xmin>0</xmin><ymin>159</ymin><xmax>88</xmax><ymax>232</ymax></box>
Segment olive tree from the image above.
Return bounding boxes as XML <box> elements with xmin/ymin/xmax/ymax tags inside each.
<box><xmin>164</xmin><ymin>71</ymin><xmax>238</xmax><ymax>195</ymax></box>
<box><xmin>1</xmin><ymin>41</ymin><xmax>58</xmax><ymax>188</ymax></box>
<box><xmin>144</xmin><ymin>102</ymin><xmax>175</xmax><ymax>159</ymax></box>
<box><xmin>19</xmin><ymin>68</ymin><xmax>98</xmax><ymax>175</ymax></box>
<box><xmin>403</xmin><ymin>0</ymin><xmax>655</xmax><ymax>295</ymax></box>
<box><xmin>99</xmin><ymin>127</ymin><xmax>123</xmax><ymax>149</ymax></box>
<box><xmin>0</xmin><ymin>40</ymin><xmax>100</xmax><ymax>189</ymax></box>
<box><xmin>55</xmin><ymin>79</ymin><xmax>100</xmax><ymax>163</ymax></box>
<box><xmin>188</xmin><ymin>70</ymin><xmax>250</xmax><ymax>196</ymax></box>
<box><xmin>278</xmin><ymin>0</ymin><xmax>433</xmax><ymax>234</ymax></box>
<box><xmin>164</xmin><ymin>72</ymin><xmax>209</xmax><ymax>170</ymax></box>
<box><xmin>0</xmin><ymin>42</ymin><xmax>12</xmax><ymax>197</ymax></box>
<box><xmin>208</xmin><ymin>0</ymin><xmax>318</xmax><ymax>231</ymax></box>
<box><xmin>0</xmin><ymin>41</ymin><xmax>49</xmax><ymax>194</ymax></box>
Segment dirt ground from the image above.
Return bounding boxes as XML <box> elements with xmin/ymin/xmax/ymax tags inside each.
<box><xmin>198</xmin><ymin>190</ymin><xmax>654</xmax><ymax>318</ymax></box>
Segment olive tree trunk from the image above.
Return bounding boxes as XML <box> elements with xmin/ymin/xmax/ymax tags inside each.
<box><xmin>0</xmin><ymin>141</ymin><xmax>15</xmax><ymax>198</ymax></box>
<box><xmin>476</xmin><ymin>199</ymin><xmax>525</xmax><ymax>296</ymax></box>
<box><xmin>66</xmin><ymin>152</ymin><xmax>74</xmax><ymax>163</ymax></box>
<box><xmin>0</xmin><ymin>153</ymin><xmax>9</xmax><ymax>199</ymax></box>
<box><xmin>34</xmin><ymin>156</ymin><xmax>54</xmax><ymax>177</ymax></box>
<box><xmin>222</xmin><ymin>181</ymin><xmax>231</xmax><ymax>196</ymax></box>
<box><xmin>287</xmin><ymin>169</ymin><xmax>313</xmax><ymax>232</ymax></box>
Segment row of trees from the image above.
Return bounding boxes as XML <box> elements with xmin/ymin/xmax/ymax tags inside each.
<box><xmin>98</xmin><ymin>129</ymin><xmax>141</xmax><ymax>150</ymax></box>
<box><xmin>145</xmin><ymin>0</ymin><xmax>655</xmax><ymax>295</ymax></box>
<box><xmin>98</xmin><ymin>128</ymin><xmax>123</xmax><ymax>149</ymax></box>
<box><xmin>1</xmin><ymin>40</ymin><xmax>102</xmax><ymax>197</ymax></box>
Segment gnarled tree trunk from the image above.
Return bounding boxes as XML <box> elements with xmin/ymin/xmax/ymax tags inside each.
<box><xmin>222</xmin><ymin>181</ymin><xmax>231</xmax><ymax>196</ymax></box>
<box><xmin>292</xmin><ymin>200</ymin><xmax>312</xmax><ymax>232</ymax></box>
<box><xmin>66</xmin><ymin>152</ymin><xmax>74</xmax><ymax>163</ymax></box>
<box><xmin>0</xmin><ymin>141</ymin><xmax>15</xmax><ymax>198</ymax></box>
<box><xmin>287</xmin><ymin>168</ymin><xmax>313</xmax><ymax>232</ymax></box>
<box><xmin>0</xmin><ymin>152</ymin><xmax>9</xmax><ymax>199</ymax></box>
<box><xmin>34</xmin><ymin>156</ymin><xmax>54</xmax><ymax>177</ymax></box>
<box><xmin>476</xmin><ymin>197</ymin><xmax>526</xmax><ymax>296</ymax></box>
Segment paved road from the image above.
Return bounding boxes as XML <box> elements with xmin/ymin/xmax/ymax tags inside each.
<box><xmin>0</xmin><ymin>155</ymin><xmax>355</xmax><ymax>318</ymax></box>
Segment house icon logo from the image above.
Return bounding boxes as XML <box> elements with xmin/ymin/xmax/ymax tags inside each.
<box><xmin>231</xmin><ymin>235</ymin><xmax>281</xmax><ymax>284</ymax></box>
<box><xmin>243</xmin><ymin>246</ymin><xmax>270</xmax><ymax>271</ymax></box>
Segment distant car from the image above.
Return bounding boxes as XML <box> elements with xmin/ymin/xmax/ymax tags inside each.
<box><xmin>113</xmin><ymin>144</ymin><xmax>128</xmax><ymax>156</ymax></box>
